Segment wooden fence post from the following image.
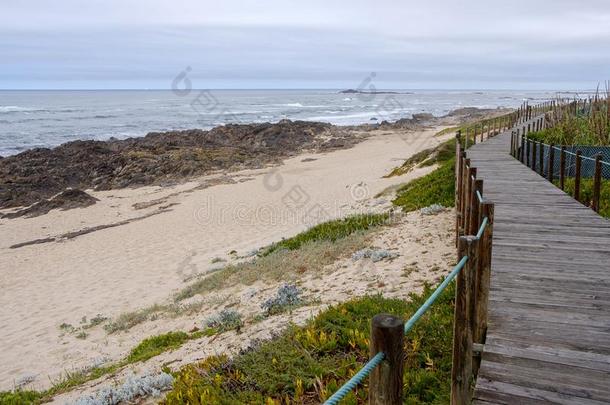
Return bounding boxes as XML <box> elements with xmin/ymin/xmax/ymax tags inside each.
<box><xmin>452</xmin><ymin>236</ymin><xmax>478</xmax><ymax>405</ymax></box>
<box><xmin>455</xmin><ymin>132</ymin><xmax>462</xmax><ymax>246</ymax></box>
<box><xmin>548</xmin><ymin>144</ymin><xmax>555</xmax><ymax>183</ymax></box>
<box><xmin>532</xmin><ymin>141</ymin><xmax>537</xmax><ymax>172</ymax></box>
<box><xmin>560</xmin><ymin>146</ymin><xmax>566</xmax><ymax>190</ymax></box>
<box><xmin>539</xmin><ymin>142</ymin><xmax>544</xmax><ymax>176</ymax></box>
<box><xmin>474</xmin><ymin>202</ymin><xmax>494</xmax><ymax>346</ymax></box>
<box><xmin>575</xmin><ymin>150</ymin><xmax>582</xmax><ymax>202</ymax></box>
<box><xmin>459</xmin><ymin>158</ymin><xmax>470</xmax><ymax>243</ymax></box>
<box><xmin>592</xmin><ymin>154</ymin><xmax>602</xmax><ymax>213</ymax></box>
<box><xmin>465</xmin><ymin>167</ymin><xmax>477</xmax><ymax>235</ymax></box>
<box><xmin>469</xmin><ymin>180</ymin><xmax>483</xmax><ymax>235</ymax></box>
<box><xmin>370</xmin><ymin>314</ymin><xmax>404</xmax><ymax>405</ymax></box>
<box><xmin>520</xmin><ymin>133</ymin><xmax>525</xmax><ymax>163</ymax></box>
<box><xmin>526</xmin><ymin>139</ymin><xmax>530</xmax><ymax>166</ymax></box>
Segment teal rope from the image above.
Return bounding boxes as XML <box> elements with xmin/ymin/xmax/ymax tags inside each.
<box><xmin>323</xmin><ymin>351</ymin><xmax>385</xmax><ymax>405</ymax></box>
<box><xmin>476</xmin><ymin>190</ymin><xmax>483</xmax><ymax>203</ymax></box>
<box><xmin>476</xmin><ymin>217</ymin><xmax>488</xmax><ymax>239</ymax></box>
<box><xmin>324</xmin><ymin>256</ymin><xmax>470</xmax><ymax>403</ymax></box>
<box><xmin>404</xmin><ymin>255</ymin><xmax>469</xmax><ymax>334</ymax></box>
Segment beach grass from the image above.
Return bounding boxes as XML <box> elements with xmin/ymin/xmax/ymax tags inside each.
<box><xmin>530</xmin><ymin>97</ymin><xmax>610</xmax><ymax>146</ymax></box>
<box><xmin>0</xmin><ymin>390</ymin><xmax>42</xmax><ymax>405</ymax></box>
<box><xmin>126</xmin><ymin>331</ymin><xmax>191</xmax><ymax>364</ymax></box>
<box><xmin>554</xmin><ymin>177</ymin><xmax>610</xmax><ymax>218</ymax></box>
<box><xmin>261</xmin><ymin>213</ymin><xmax>390</xmax><ymax>256</ymax></box>
<box><xmin>528</xmin><ymin>117</ymin><xmax>610</xmax><ymax>146</ymax></box>
<box><xmin>175</xmin><ymin>234</ymin><xmax>369</xmax><ymax>301</ymax></box>
<box><xmin>0</xmin><ymin>329</ymin><xmax>212</xmax><ymax>403</ymax></box>
<box><xmin>163</xmin><ymin>282</ymin><xmax>455</xmax><ymax>404</ymax></box>
<box><xmin>385</xmin><ymin>138</ymin><xmax>456</xmax><ymax>178</ymax></box>
<box><xmin>175</xmin><ymin>213</ymin><xmax>389</xmax><ymax>302</ymax></box>
<box><xmin>392</xmin><ymin>158</ymin><xmax>455</xmax><ymax>212</ymax></box>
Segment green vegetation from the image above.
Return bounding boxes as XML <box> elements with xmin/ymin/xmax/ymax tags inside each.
<box><xmin>175</xmin><ymin>214</ymin><xmax>389</xmax><ymax>301</ymax></box>
<box><xmin>176</xmin><ymin>236</ymin><xmax>368</xmax><ymax>301</ymax></box>
<box><xmin>0</xmin><ymin>329</ymin><xmax>211</xmax><ymax>404</ymax></box>
<box><xmin>163</xmin><ymin>282</ymin><xmax>455</xmax><ymax>404</ymax></box>
<box><xmin>528</xmin><ymin>115</ymin><xmax>610</xmax><ymax>146</ymax></box>
<box><xmin>392</xmin><ymin>158</ymin><xmax>455</xmax><ymax>213</ymax></box>
<box><xmin>0</xmin><ymin>390</ymin><xmax>42</xmax><ymax>405</ymax></box>
<box><xmin>104</xmin><ymin>301</ymin><xmax>206</xmax><ymax>333</ymax></box>
<box><xmin>554</xmin><ymin>177</ymin><xmax>610</xmax><ymax>218</ymax></box>
<box><xmin>530</xmin><ymin>97</ymin><xmax>610</xmax><ymax>145</ymax></box>
<box><xmin>390</xmin><ymin>136</ymin><xmax>456</xmax><ymax>213</ymax></box>
<box><xmin>127</xmin><ymin>331</ymin><xmax>191</xmax><ymax>363</ymax></box>
<box><xmin>205</xmin><ymin>309</ymin><xmax>244</xmax><ymax>333</ymax></box>
<box><xmin>385</xmin><ymin>138</ymin><xmax>456</xmax><ymax>178</ymax></box>
<box><xmin>262</xmin><ymin>213</ymin><xmax>389</xmax><ymax>256</ymax></box>
<box><xmin>433</xmin><ymin>126</ymin><xmax>459</xmax><ymax>137</ymax></box>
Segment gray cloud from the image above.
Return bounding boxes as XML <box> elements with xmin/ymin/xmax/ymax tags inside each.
<box><xmin>1</xmin><ymin>1</ymin><xmax>609</xmax><ymax>89</ymax></box>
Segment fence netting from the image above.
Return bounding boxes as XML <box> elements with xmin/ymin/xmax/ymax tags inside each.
<box><xmin>519</xmin><ymin>144</ymin><xmax>610</xmax><ymax>179</ymax></box>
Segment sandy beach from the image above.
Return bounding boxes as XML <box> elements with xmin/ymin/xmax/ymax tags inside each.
<box><xmin>0</xmin><ymin>124</ymin><xmax>454</xmax><ymax>393</ymax></box>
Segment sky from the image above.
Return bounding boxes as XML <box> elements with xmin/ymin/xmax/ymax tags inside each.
<box><xmin>1</xmin><ymin>0</ymin><xmax>610</xmax><ymax>90</ymax></box>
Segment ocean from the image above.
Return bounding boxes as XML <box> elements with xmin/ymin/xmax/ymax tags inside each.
<box><xmin>0</xmin><ymin>89</ymin><xmax>555</xmax><ymax>156</ymax></box>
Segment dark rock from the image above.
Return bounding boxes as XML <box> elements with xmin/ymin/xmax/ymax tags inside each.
<box><xmin>412</xmin><ymin>113</ymin><xmax>434</xmax><ymax>121</ymax></box>
<box><xmin>2</xmin><ymin>189</ymin><xmax>99</xmax><ymax>218</ymax></box>
<box><xmin>0</xmin><ymin>120</ymin><xmax>341</xmax><ymax>210</ymax></box>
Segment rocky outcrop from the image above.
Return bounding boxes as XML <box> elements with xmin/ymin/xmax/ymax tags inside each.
<box><xmin>0</xmin><ymin>120</ymin><xmax>348</xmax><ymax>210</ymax></box>
<box><xmin>2</xmin><ymin>189</ymin><xmax>99</xmax><ymax>218</ymax></box>
<box><xmin>0</xmin><ymin>108</ymin><xmax>510</xmax><ymax>212</ymax></box>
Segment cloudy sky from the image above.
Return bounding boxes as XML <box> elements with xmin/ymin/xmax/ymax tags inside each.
<box><xmin>1</xmin><ymin>0</ymin><xmax>610</xmax><ymax>89</ymax></box>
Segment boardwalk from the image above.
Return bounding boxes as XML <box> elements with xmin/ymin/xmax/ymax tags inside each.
<box><xmin>466</xmin><ymin>129</ymin><xmax>610</xmax><ymax>404</ymax></box>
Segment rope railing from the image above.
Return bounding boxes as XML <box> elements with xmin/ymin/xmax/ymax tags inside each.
<box><xmin>324</xmin><ymin>352</ymin><xmax>385</xmax><ymax>405</ymax></box>
<box><xmin>403</xmin><ymin>255</ymin><xmax>469</xmax><ymax>335</ymax></box>
<box><xmin>475</xmin><ymin>217</ymin><xmax>488</xmax><ymax>239</ymax></box>
<box><xmin>324</xmin><ymin>255</ymin><xmax>470</xmax><ymax>404</ymax></box>
<box><xmin>547</xmin><ymin>145</ymin><xmax>610</xmax><ymax>167</ymax></box>
<box><xmin>509</xmin><ymin>107</ymin><xmax>608</xmax><ymax>214</ymax></box>
<box><xmin>323</xmin><ymin>127</ymin><xmax>499</xmax><ymax>404</ymax></box>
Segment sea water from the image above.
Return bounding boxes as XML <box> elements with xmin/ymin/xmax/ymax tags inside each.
<box><xmin>0</xmin><ymin>89</ymin><xmax>555</xmax><ymax>156</ymax></box>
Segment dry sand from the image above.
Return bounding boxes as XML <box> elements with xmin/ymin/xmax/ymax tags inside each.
<box><xmin>0</xmin><ymin>126</ymin><xmax>453</xmax><ymax>395</ymax></box>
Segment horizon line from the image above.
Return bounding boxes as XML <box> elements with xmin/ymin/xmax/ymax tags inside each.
<box><xmin>0</xmin><ymin>88</ymin><xmax>589</xmax><ymax>92</ymax></box>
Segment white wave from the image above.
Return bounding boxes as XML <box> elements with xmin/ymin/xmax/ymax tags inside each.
<box><xmin>0</xmin><ymin>106</ymin><xmax>37</xmax><ymax>113</ymax></box>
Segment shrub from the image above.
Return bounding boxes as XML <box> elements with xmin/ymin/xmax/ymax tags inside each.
<box><xmin>72</xmin><ymin>372</ymin><xmax>173</xmax><ymax>405</ymax></box>
<box><xmin>261</xmin><ymin>284</ymin><xmax>303</xmax><ymax>315</ymax></box>
<box><xmin>204</xmin><ymin>310</ymin><xmax>243</xmax><ymax>333</ymax></box>
<box><xmin>162</xmin><ymin>282</ymin><xmax>455</xmax><ymax>404</ymax></box>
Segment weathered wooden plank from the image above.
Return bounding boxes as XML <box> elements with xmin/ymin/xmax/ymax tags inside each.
<box><xmin>483</xmin><ymin>337</ymin><xmax>610</xmax><ymax>372</ymax></box>
<box><xmin>466</xmin><ymin>126</ymin><xmax>610</xmax><ymax>403</ymax></box>
<box><xmin>475</xmin><ymin>378</ymin><xmax>610</xmax><ymax>405</ymax></box>
<box><xmin>477</xmin><ymin>358</ymin><xmax>610</xmax><ymax>400</ymax></box>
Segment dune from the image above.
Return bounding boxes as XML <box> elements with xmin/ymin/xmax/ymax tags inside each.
<box><xmin>0</xmin><ymin>125</ymin><xmax>453</xmax><ymax>392</ymax></box>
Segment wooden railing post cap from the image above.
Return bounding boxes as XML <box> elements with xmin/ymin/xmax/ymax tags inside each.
<box><xmin>459</xmin><ymin>235</ymin><xmax>478</xmax><ymax>245</ymax></box>
<box><xmin>372</xmin><ymin>313</ymin><xmax>403</xmax><ymax>330</ymax></box>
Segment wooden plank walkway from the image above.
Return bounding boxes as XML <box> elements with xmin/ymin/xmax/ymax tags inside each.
<box><xmin>466</xmin><ymin>129</ymin><xmax>610</xmax><ymax>404</ymax></box>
